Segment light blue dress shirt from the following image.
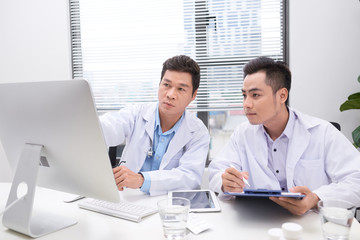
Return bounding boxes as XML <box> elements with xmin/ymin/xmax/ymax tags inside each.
<box><xmin>139</xmin><ymin>104</ymin><xmax>184</xmax><ymax>193</ymax></box>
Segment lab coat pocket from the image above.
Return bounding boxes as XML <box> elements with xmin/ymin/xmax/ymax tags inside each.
<box><xmin>294</xmin><ymin>158</ymin><xmax>328</xmax><ymax>189</ymax></box>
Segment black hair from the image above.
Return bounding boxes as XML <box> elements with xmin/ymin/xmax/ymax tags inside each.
<box><xmin>160</xmin><ymin>55</ymin><xmax>200</xmax><ymax>96</ymax></box>
<box><xmin>244</xmin><ymin>56</ymin><xmax>291</xmax><ymax>106</ymax></box>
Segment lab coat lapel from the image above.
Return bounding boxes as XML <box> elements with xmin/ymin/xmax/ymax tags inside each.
<box><xmin>286</xmin><ymin>121</ymin><xmax>310</xmax><ymax>189</ymax></box>
<box><xmin>142</xmin><ymin>104</ymin><xmax>156</xmax><ymax>142</ymax></box>
<box><xmin>144</xmin><ymin>119</ymin><xmax>154</xmax><ymax>143</ymax></box>
<box><xmin>159</xmin><ymin>112</ymin><xmax>193</xmax><ymax>169</ymax></box>
<box><xmin>140</xmin><ymin>104</ymin><xmax>155</xmax><ymax>170</ymax></box>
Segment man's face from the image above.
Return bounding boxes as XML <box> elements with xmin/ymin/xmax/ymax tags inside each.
<box><xmin>158</xmin><ymin>70</ymin><xmax>197</xmax><ymax>119</ymax></box>
<box><xmin>242</xmin><ymin>71</ymin><xmax>286</xmax><ymax>126</ymax></box>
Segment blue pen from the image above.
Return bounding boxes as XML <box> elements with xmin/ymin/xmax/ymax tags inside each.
<box><xmin>230</xmin><ymin>164</ymin><xmax>251</xmax><ymax>188</ymax></box>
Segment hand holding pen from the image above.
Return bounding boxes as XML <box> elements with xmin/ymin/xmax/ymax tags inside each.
<box><xmin>221</xmin><ymin>164</ymin><xmax>250</xmax><ymax>193</ymax></box>
<box><xmin>112</xmin><ymin>161</ymin><xmax>145</xmax><ymax>191</ymax></box>
<box><xmin>230</xmin><ymin>164</ymin><xmax>250</xmax><ymax>188</ymax></box>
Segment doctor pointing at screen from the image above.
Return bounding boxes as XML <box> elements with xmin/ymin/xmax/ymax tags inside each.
<box><xmin>208</xmin><ymin>57</ymin><xmax>360</xmax><ymax>215</ymax></box>
<box><xmin>100</xmin><ymin>55</ymin><xmax>210</xmax><ymax>196</ymax></box>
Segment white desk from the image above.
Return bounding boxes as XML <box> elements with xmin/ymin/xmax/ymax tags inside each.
<box><xmin>1</xmin><ymin>183</ymin><xmax>360</xmax><ymax>240</ymax></box>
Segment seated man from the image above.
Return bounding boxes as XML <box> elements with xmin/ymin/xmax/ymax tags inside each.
<box><xmin>208</xmin><ymin>56</ymin><xmax>360</xmax><ymax>215</ymax></box>
<box><xmin>100</xmin><ymin>55</ymin><xmax>210</xmax><ymax>196</ymax></box>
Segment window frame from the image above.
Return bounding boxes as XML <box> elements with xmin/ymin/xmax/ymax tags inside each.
<box><xmin>69</xmin><ymin>0</ymin><xmax>289</xmax><ymax>164</ymax></box>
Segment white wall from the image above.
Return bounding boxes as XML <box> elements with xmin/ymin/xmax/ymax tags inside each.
<box><xmin>0</xmin><ymin>0</ymin><xmax>359</xmax><ymax>182</ymax></box>
<box><xmin>289</xmin><ymin>0</ymin><xmax>360</xmax><ymax>142</ymax></box>
<box><xmin>0</xmin><ymin>0</ymin><xmax>72</xmax><ymax>181</ymax></box>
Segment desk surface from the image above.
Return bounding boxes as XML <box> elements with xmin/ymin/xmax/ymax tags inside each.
<box><xmin>1</xmin><ymin>183</ymin><xmax>360</xmax><ymax>240</ymax></box>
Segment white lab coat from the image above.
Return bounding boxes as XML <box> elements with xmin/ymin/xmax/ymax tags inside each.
<box><xmin>100</xmin><ymin>103</ymin><xmax>210</xmax><ymax>196</ymax></box>
<box><xmin>209</xmin><ymin>108</ymin><xmax>360</xmax><ymax>207</ymax></box>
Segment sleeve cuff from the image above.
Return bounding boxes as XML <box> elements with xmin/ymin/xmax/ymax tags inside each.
<box><xmin>139</xmin><ymin>172</ymin><xmax>151</xmax><ymax>194</ymax></box>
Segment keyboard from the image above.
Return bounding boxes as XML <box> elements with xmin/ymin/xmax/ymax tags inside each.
<box><xmin>78</xmin><ymin>198</ymin><xmax>158</xmax><ymax>222</ymax></box>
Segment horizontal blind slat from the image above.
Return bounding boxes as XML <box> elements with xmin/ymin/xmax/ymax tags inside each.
<box><xmin>70</xmin><ymin>0</ymin><xmax>284</xmax><ymax>111</ymax></box>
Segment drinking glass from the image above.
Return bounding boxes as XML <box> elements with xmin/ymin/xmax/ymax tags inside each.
<box><xmin>318</xmin><ymin>199</ymin><xmax>356</xmax><ymax>240</ymax></box>
<box><xmin>157</xmin><ymin>197</ymin><xmax>190</xmax><ymax>240</ymax></box>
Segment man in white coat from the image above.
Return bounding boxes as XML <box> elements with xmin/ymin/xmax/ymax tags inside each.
<box><xmin>208</xmin><ymin>56</ymin><xmax>360</xmax><ymax>215</ymax></box>
<box><xmin>100</xmin><ymin>55</ymin><xmax>210</xmax><ymax>196</ymax></box>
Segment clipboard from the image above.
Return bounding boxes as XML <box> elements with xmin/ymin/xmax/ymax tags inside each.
<box><xmin>224</xmin><ymin>188</ymin><xmax>305</xmax><ymax>199</ymax></box>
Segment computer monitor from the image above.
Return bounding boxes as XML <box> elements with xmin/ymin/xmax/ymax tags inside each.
<box><xmin>0</xmin><ymin>80</ymin><xmax>120</xmax><ymax>237</ymax></box>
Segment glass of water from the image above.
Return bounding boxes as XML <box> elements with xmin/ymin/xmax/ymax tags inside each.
<box><xmin>318</xmin><ymin>199</ymin><xmax>356</xmax><ymax>240</ymax></box>
<box><xmin>158</xmin><ymin>197</ymin><xmax>190</xmax><ymax>240</ymax></box>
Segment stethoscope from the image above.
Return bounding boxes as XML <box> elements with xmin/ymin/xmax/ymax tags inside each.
<box><xmin>146</xmin><ymin>137</ymin><xmax>154</xmax><ymax>158</ymax></box>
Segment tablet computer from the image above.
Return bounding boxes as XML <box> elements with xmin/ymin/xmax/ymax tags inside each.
<box><xmin>168</xmin><ymin>189</ymin><xmax>221</xmax><ymax>212</ymax></box>
<box><xmin>224</xmin><ymin>188</ymin><xmax>305</xmax><ymax>199</ymax></box>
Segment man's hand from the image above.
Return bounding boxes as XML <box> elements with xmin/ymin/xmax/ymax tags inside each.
<box><xmin>269</xmin><ymin>186</ymin><xmax>320</xmax><ymax>215</ymax></box>
<box><xmin>112</xmin><ymin>166</ymin><xmax>144</xmax><ymax>191</ymax></box>
<box><xmin>221</xmin><ymin>167</ymin><xmax>249</xmax><ymax>193</ymax></box>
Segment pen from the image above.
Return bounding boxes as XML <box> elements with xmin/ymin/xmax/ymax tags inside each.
<box><xmin>230</xmin><ymin>164</ymin><xmax>251</xmax><ymax>188</ymax></box>
<box><xmin>116</xmin><ymin>160</ymin><xmax>126</xmax><ymax>167</ymax></box>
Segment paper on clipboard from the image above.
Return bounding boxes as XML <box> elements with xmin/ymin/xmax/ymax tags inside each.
<box><xmin>224</xmin><ymin>188</ymin><xmax>305</xmax><ymax>199</ymax></box>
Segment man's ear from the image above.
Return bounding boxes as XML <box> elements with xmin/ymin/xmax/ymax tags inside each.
<box><xmin>278</xmin><ymin>88</ymin><xmax>288</xmax><ymax>104</ymax></box>
<box><xmin>191</xmin><ymin>89</ymin><xmax>198</xmax><ymax>101</ymax></box>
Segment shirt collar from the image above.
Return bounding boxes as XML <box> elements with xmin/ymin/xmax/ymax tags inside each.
<box><xmin>262</xmin><ymin>108</ymin><xmax>295</xmax><ymax>141</ymax></box>
<box><xmin>282</xmin><ymin>108</ymin><xmax>295</xmax><ymax>139</ymax></box>
<box><xmin>155</xmin><ymin>103</ymin><xmax>184</xmax><ymax>135</ymax></box>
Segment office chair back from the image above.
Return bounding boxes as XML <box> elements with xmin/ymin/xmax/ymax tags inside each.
<box><xmin>330</xmin><ymin>122</ymin><xmax>341</xmax><ymax>131</ymax></box>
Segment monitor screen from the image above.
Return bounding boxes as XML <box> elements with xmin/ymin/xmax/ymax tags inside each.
<box><xmin>0</xmin><ymin>80</ymin><xmax>119</xmax><ymax>237</ymax></box>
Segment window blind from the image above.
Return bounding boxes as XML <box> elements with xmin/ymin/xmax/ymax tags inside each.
<box><xmin>70</xmin><ymin>0</ymin><xmax>286</xmax><ymax>112</ymax></box>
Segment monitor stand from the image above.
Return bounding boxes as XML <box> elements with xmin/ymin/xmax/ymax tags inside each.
<box><xmin>2</xmin><ymin>143</ymin><xmax>77</xmax><ymax>238</ymax></box>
